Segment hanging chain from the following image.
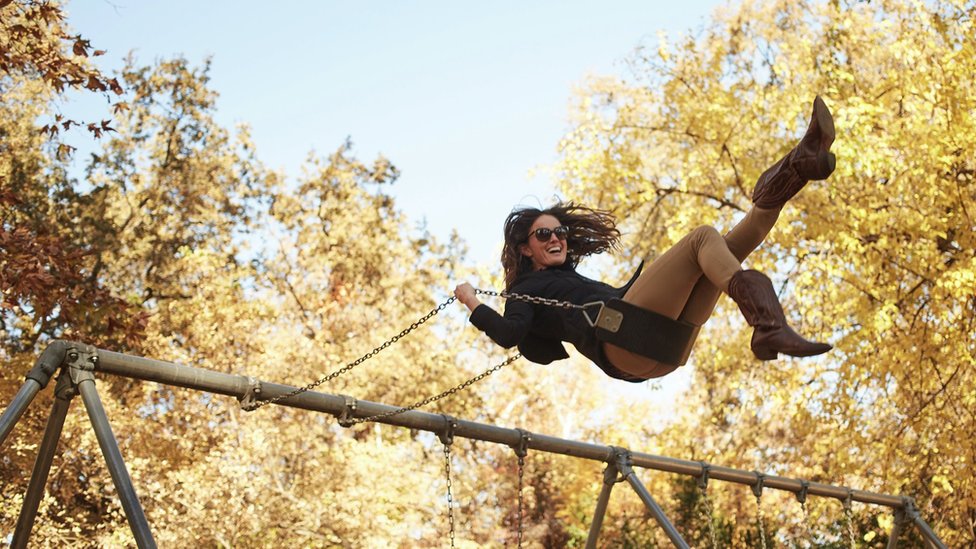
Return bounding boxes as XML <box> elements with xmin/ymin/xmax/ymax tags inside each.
<box><xmin>242</xmin><ymin>288</ymin><xmax>586</xmax><ymax>412</ymax></box>
<box><xmin>513</xmin><ymin>429</ymin><xmax>531</xmax><ymax>549</ymax></box>
<box><xmin>755</xmin><ymin>494</ymin><xmax>768</xmax><ymax>549</ymax></box>
<box><xmin>843</xmin><ymin>492</ymin><xmax>857</xmax><ymax>549</ymax></box>
<box><xmin>444</xmin><ymin>443</ymin><xmax>456</xmax><ymax>549</ymax></box>
<box><xmin>752</xmin><ymin>473</ymin><xmax>768</xmax><ymax>549</ymax></box>
<box><xmin>697</xmin><ymin>464</ymin><xmax>719</xmax><ymax>549</ymax></box>
<box><xmin>475</xmin><ymin>288</ymin><xmax>590</xmax><ymax>311</ymax></box>
<box><xmin>797</xmin><ymin>481</ymin><xmax>812</xmax><ymax>548</ymax></box>
<box><xmin>517</xmin><ymin>454</ymin><xmax>526</xmax><ymax>548</ymax></box>
<box><xmin>243</xmin><ymin>296</ymin><xmax>457</xmax><ymax>411</ymax></box>
<box><xmin>346</xmin><ymin>354</ymin><xmax>521</xmax><ymax>424</ymax></box>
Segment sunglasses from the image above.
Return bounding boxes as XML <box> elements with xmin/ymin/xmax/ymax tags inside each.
<box><xmin>529</xmin><ymin>225</ymin><xmax>569</xmax><ymax>242</ymax></box>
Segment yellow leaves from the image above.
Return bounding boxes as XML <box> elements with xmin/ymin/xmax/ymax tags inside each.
<box><xmin>930</xmin><ymin>474</ymin><xmax>954</xmax><ymax>495</ymax></box>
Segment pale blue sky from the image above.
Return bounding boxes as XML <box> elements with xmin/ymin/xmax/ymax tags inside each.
<box><xmin>67</xmin><ymin>1</ymin><xmax>724</xmax><ymax>268</ymax></box>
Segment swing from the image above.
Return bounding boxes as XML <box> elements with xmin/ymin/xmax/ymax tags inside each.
<box><xmin>585</xmin><ymin>299</ymin><xmax>701</xmax><ymax>366</ymax></box>
<box><xmin>480</xmin><ymin>289</ymin><xmax>702</xmax><ymax>367</ymax></box>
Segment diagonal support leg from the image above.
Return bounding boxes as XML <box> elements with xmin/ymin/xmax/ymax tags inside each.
<box><xmin>903</xmin><ymin>499</ymin><xmax>947</xmax><ymax>549</ymax></box>
<box><xmin>614</xmin><ymin>448</ymin><xmax>690</xmax><ymax>549</ymax></box>
<box><xmin>1</xmin><ymin>340</ymin><xmax>69</xmax><ymax>447</ymax></box>
<box><xmin>68</xmin><ymin>345</ymin><xmax>157</xmax><ymax>549</ymax></box>
<box><xmin>585</xmin><ymin>460</ymin><xmax>620</xmax><ymax>549</ymax></box>
<box><xmin>11</xmin><ymin>373</ymin><xmax>74</xmax><ymax>549</ymax></box>
<box><xmin>0</xmin><ymin>380</ymin><xmax>42</xmax><ymax>447</ymax></box>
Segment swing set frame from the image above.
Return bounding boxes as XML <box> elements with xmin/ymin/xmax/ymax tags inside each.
<box><xmin>0</xmin><ymin>340</ymin><xmax>948</xmax><ymax>548</ymax></box>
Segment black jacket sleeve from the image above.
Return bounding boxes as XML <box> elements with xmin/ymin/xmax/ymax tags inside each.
<box><xmin>469</xmin><ymin>301</ymin><xmax>533</xmax><ymax>348</ymax></box>
<box><xmin>469</xmin><ymin>301</ymin><xmax>570</xmax><ymax>364</ymax></box>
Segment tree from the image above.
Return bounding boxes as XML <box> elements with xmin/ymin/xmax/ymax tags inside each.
<box><xmin>555</xmin><ymin>0</ymin><xmax>974</xmax><ymax>545</ymax></box>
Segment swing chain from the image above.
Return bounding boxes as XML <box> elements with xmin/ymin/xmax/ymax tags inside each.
<box><xmin>797</xmin><ymin>480</ymin><xmax>812</xmax><ymax>544</ymax></box>
<box><xmin>843</xmin><ymin>490</ymin><xmax>857</xmax><ymax>549</ymax></box>
<box><xmin>697</xmin><ymin>462</ymin><xmax>719</xmax><ymax>549</ymax></box>
<box><xmin>243</xmin><ymin>295</ymin><xmax>458</xmax><ymax>411</ymax></box>
<box><xmin>513</xmin><ymin>429</ymin><xmax>531</xmax><ymax>549</ymax></box>
<box><xmin>440</xmin><ymin>415</ymin><xmax>458</xmax><ymax>548</ymax></box>
<box><xmin>475</xmin><ymin>288</ymin><xmax>591</xmax><ymax>311</ymax></box>
<box><xmin>752</xmin><ymin>472</ymin><xmax>768</xmax><ymax>549</ymax></box>
<box><xmin>345</xmin><ymin>354</ymin><xmax>521</xmax><ymax>425</ymax></box>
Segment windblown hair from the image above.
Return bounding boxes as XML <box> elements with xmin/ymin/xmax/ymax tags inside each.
<box><xmin>501</xmin><ymin>202</ymin><xmax>620</xmax><ymax>289</ymax></box>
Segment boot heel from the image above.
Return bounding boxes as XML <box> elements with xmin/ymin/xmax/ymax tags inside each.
<box><xmin>751</xmin><ymin>344</ymin><xmax>778</xmax><ymax>361</ymax></box>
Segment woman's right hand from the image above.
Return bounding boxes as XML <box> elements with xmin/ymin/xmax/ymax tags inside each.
<box><xmin>454</xmin><ymin>282</ymin><xmax>481</xmax><ymax>312</ymax></box>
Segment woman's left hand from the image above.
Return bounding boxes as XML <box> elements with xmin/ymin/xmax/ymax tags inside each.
<box><xmin>454</xmin><ymin>282</ymin><xmax>481</xmax><ymax>312</ymax></box>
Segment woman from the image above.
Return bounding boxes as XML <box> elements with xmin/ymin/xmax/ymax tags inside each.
<box><xmin>455</xmin><ymin>97</ymin><xmax>836</xmax><ymax>381</ymax></box>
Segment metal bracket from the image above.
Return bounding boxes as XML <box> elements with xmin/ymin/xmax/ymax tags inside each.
<box><xmin>337</xmin><ymin>395</ymin><xmax>358</xmax><ymax>427</ymax></box>
<box><xmin>697</xmin><ymin>462</ymin><xmax>711</xmax><ymax>491</ymax></box>
<box><xmin>512</xmin><ymin>428</ymin><xmax>531</xmax><ymax>459</ymax></box>
<box><xmin>751</xmin><ymin>472</ymin><xmax>766</xmax><ymax>499</ymax></box>
<box><xmin>239</xmin><ymin>377</ymin><xmax>263</xmax><ymax>411</ymax></box>
<box><xmin>843</xmin><ymin>488</ymin><xmax>854</xmax><ymax>512</ymax></box>
<box><xmin>64</xmin><ymin>343</ymin><xmax>98</xmax><ymax>386</ymax></box>
<box><xmin>581</xmin><ymin>301</ymin><xmax>608</xmax><ymax>328</ymax></box>
<box><xmin>796</xmin><ymin>480</ymin><xmax>810</xmax><ymax>505</ymax></box>
<box><xmin>52</xmin><ymin>370</ymin><xmax>79</xmax><ymax>401</ymax></box>
<box><xmin>438</xmin><ymin>414</ymin><xmax>458</xmax><ymax>447</ymax></box>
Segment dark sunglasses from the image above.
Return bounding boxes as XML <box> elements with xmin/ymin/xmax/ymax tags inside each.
<box><xmin>529</xmin><ymin>225</ymin><xmax>569</xmax><ymax>242</ymax></box>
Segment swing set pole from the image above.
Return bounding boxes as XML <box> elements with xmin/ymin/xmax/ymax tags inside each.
<box><xmin>2</xmin><ymin>342</ymin><xmax>949</xmax><ymax>548</ymax></box>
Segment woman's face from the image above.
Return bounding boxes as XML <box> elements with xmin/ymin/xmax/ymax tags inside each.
<box><xmin>520</xmin><ymin>214</ymin><xmax>568</xmax><ymax>271</ymax></box>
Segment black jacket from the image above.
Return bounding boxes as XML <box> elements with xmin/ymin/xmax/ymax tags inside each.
<box><xmin>469</xmin><ymin>263</ymin><xmax>645</xmax><ymax>382</ymax></box>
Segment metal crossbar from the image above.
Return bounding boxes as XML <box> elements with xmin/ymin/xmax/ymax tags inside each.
<box><xmin>0</xmin><ymin>341</ymin><xmax>949</xmax><ymax>548</ymax></box>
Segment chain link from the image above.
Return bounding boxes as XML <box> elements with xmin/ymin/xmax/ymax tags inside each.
<box><xmin>844</xmin><ymin>497</ymin><xmax>857</xmax><ymax>549</ymax></box>
<box><xmin>242</xmin><ymin>288</ymin><xmax>582</xmax><ymax>412</ymax></box>
<box><xmin>800</xmin><ymin>500</ymin><xmax>812</xmax><ymax>548</ymax></box>
<box><xmin>475</xmin><ymin>288</ymin><xmax>589</xmax><ymax>310</ymax></box>
<box><xmin>698</xmin><ymin>484</ymin><xmax>718</xmax><ymax>549</ymax></box>
<box><xmin>517</xmin><ymin>454</ymin><xmax>525</xmax><ymax>548</ymax></box>
<box><xmin>348</xmin><ymin>354</ymin><xmax>521</xmax><ymax>424</ymax></box>
<box><xmin>755</xmin><ymin>494</ymin><xmax>768</xmax><ymax>549</ymax></box>
<box><xmin>444</xmin><ymin>443</ymin><xmax>456</xmax><ymax>549</ymax></box>
<box><xmin>242</xmin><ymin>296</ymin><xmax>457</xmax><ymax>411</ymax></box>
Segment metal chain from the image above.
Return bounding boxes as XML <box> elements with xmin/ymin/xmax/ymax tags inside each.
<box><xmin>243</xmin><ymin>288</ymin><xmax>583</xmax><ymax>412</ymax></box>
<box><xmin>517</xmin><ymin>454</ymin><xmax>525</xmax><ymax>549</ymax></box>
<box><xmin>475</xmin><ymin>288</ymin><xmax>589</xmax><ymax>311</ymax></box>
<box><xmin>752</xmin><ymin>474</ymin><xmax>768</xmax><ymax>549</ymax></box>
<box><xmin>755</xmin><ymin>494</ymin><xmax>768</xmax><ymax>549</ymax></box>
<box><xmin>346</xmin><ymin>354</ymin><xmax>521</xmax><ymax>424</ymax></box>
<box><xmin>698</xmin><ymin>485</ymin><xmax>719</xmax><ymax>548</ymax></box>
<box><xmin>244</xmin><ymin>296</ymin><xmax>457</xmax><ymax>411</ymax></box>
<box><xmin>444</xmin><ymin>443</ymin><xmax>456</xmax><ymax>549</ymax></box>
<box><xmin>800</xmin><ymin>500</ymin><xmax>812</xmax><ymax>548</ymax></box>
<box><xmin>843</xmin><ymin>493</ymin><xmax>857</xmax><ymax>549</ymax></box>
<box><xmin>796</xmin><ymin>480</ymin><xmax>812</xmax><ymax>548</ymax></box>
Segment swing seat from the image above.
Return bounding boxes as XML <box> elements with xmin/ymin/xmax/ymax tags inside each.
<box><xmin>586</xmin><ymin>299</ymin><xmax>700</xmax><ymax>366</ymax></box>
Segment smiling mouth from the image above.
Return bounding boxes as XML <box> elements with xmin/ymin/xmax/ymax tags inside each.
<box><xmin>547</xmin><ymin>246</ymin><xmax>562</xmax><ymax>254</ymax></box>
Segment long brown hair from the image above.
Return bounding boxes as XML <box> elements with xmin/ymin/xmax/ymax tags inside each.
<box><xmin>501</xmin><ymin>202</ymin><xmax>620</xmax><ymax>289</ymax></box>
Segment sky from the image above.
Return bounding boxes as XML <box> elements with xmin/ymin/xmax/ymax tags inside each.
<box><xmin>66</xmin><ymin>1</ymin><xmax>724</xmax><ymax>267</ymax></box>
<box><xmin>64</xmin><ymin>1</ymin><xmax>726</xmax><ymax>401</ymax></box>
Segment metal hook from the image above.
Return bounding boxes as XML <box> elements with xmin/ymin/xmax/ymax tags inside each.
<box><xmin>843</xmin><ymin>488</ymin><xmax>854</xmax><ymax>512</ymax></box>
<box><xmin>337</xmin><ymin>395</ymin><xmax>358</xmax><ymax>427</ymax></box>
<box><xmin>438</xmin><ymin>414</ymin><xmax>458</xmax><ymax>446</ymax></box>
<box><xmin>513</xmin><ymin>428</ymin><xmax>531</xmax><ymax>458</ymax></box>
<box><xmin>239</xmin><ymin>377</ymin><xmax>262</xmax><ymax>411</ymax></box>
<box><xmin>751</xmin><ymin>472</ymin><xmax>766</xmax><ymax>499</ymax></box>
<box><xmin>796</xmin><ymin>480</ymin><xmax>810</xmax><ymax>505</ymax></box>
<box><xmin>697</xmin><ymin>462</ymin><xmax>711</xmax><ymax>491</ymax></box>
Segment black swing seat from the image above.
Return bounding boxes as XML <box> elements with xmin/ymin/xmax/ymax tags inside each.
<box><xmin>584</xmin><ymin>299</ymin><xmax>701</xmax><ymax>366</ymax></box>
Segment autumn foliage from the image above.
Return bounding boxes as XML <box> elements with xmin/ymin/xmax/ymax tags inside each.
<box><xmin>2</xmin><ymin>0</ymin><xmax>974</xmax><ymax>547</ymax></box>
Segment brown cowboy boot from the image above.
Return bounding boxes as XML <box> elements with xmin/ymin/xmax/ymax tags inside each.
<box><xmin>752</xmin><ymin>96</ymin><xmax>836</xmax><ymax>209</ymax></box>
<box><xmin>727</xmin><ymin>270</ymin><xmax>832</xmax><ymax>360</ymax></box>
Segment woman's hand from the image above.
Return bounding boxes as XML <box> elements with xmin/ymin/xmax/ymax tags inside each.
<box><xmin>454</xmin><ymin>282</ymin><xmax>481</xmax><ymax>312</ymax></box>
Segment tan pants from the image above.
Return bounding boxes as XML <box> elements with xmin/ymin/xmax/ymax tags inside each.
<box><xmin>603</xmin><ymin>207</ymin><xmax>781</xmax><ymax>378</ymax></box>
